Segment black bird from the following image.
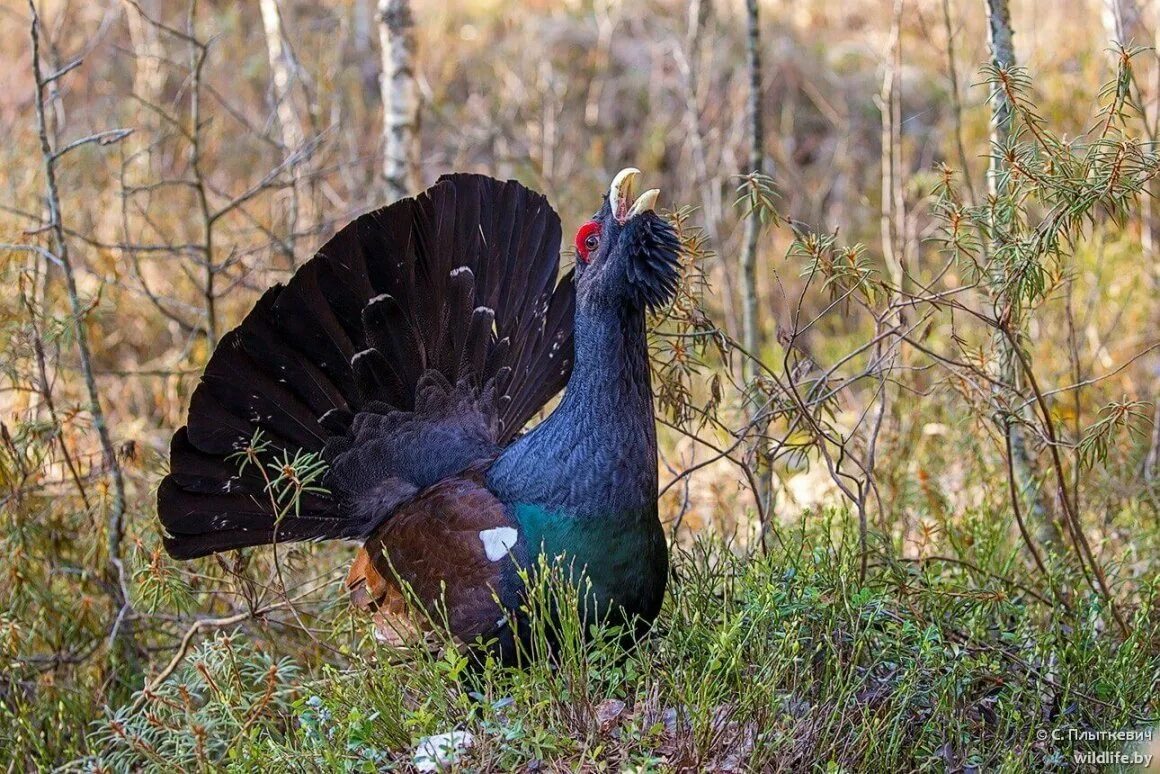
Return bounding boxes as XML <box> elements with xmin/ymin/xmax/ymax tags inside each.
<box><xmin>159</xmin><ymin>169</ymin><xmax>681</xmax><ymax>661</ymax></box>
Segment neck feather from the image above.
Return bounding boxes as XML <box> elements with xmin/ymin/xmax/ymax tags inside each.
<box><xmin>557</xmin><ymin>304</ymin><xmax>653</xmax><ymax>424</ymax></box>
<box><xmin>488</xmin><ymin>301</ymin><xmax>657</xmax><ymax>513</ymax></box>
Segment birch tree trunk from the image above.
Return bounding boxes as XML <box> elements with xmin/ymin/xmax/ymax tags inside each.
<box><xmin>984</xmin><ymin>0</ymin><xmax>1059</xmax><ymax>544</ymax></box>
<box><xmin>878</xmin><ymin>0</ymin><xmax>905</xmax><ymax>294</ymax></box>
<box><xmin>677</xmin><ymin>0</ymin><xmax>737</xmax><ymax>334</ymax></box>
<box><xmin>875</xmin><ymin>0</ymin><xmax>906</xmax><ymax>545</ymax></box>
<box><xmin>1099</xmin><ymin>0</ymin><xmax>1160</xmax><ymax>482</ymax></box>
<box><xmin>353</xmin><ymin>0</ymin><xmax>372</xmax><ymax>53</ymax></box>
<box><xmin>259</xmin><ymin>0</ymin><xmax>305</xmax><ymax>259</ymax></box>
<box><xmin>123</xmin><ymin>0</ymin><xmax>164</xmax><ymax>188</ymax></box>
<box><xmin>741</xmin><ymin>0</ymin><xmax>763</xmax><ymax>383</ymax></box>
<box><xmin>378</xmin><ymin>0</ymin><xmax>420</xmax><ymax>200</ymax></box>
<box><xmin>124</xmin><ymin>0</ymin><xmax>164</xmax><ymax>122</ymax></box>
<box><xmin>741</xmin><ymin>0</ymin><xmax>775</xmax><ymax>525</ymax></box>
<box><xmin>1100</xmin><ymin>0</ymin><xmax>1145</xmax><ymax>44</ymax></box>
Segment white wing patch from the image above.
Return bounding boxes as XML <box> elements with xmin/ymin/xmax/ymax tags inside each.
<box><xmin>479</xmin><ymin>527</ymin><xmax>518</xmax><ymax>562</ymax></box>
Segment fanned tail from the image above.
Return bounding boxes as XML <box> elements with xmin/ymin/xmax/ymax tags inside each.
<box><xmin>159</xmin><ymin>174</ymin><xmax>575</xmax><ymax>559</ymax></box>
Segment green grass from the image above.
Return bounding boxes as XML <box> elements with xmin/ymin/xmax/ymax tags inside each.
<box><xmin>52</xmin><ymin>508</ymin><xmax>1159</xmax><ymax>772</ymax></box>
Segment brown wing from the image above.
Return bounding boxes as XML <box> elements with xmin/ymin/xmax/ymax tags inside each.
<box><xmin>345</xmin><ymin>469</ymin><xmax>528</xmax><ymax>662</ymax></box>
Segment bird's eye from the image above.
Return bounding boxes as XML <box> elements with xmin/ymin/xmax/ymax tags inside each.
<box><xmin>574</xmin><ymin>221</ymin><xmax>601</xmax><ymax>264</ymax></box>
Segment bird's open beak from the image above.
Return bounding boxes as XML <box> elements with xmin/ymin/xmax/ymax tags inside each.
<box><xmin>609</xmin><ymin>167</ymin><xmax>660</xmax><ymax>224</ymax></box>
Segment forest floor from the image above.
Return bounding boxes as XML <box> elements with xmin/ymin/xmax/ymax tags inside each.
<box><xmin>27</xmin><ymin>508</ymin><xmax>1156</xmax><ymax>772</ymax></box>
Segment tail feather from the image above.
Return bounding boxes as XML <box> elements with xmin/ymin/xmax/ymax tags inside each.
<box><xmin>166</xmin><ymin>428</ymin><xmax>256</xmax><ymax>493</ymax></box>
<box><xmin>160</xmin><ymin>174</ymin><xmax>575</xmax><ymax>559</ymax></box>
<box><xmin>361</xmin><ymin>293</ymin><xmax>423</xmax><ymax>400</ymax></box>
<box><xmin>352</xmin><ymin>347</ymin><xmax>408</xmax><ymax>408</ymax></box>
<box><xmin>267</xmin><ymin>272</ymin><xmax>360</xmax><ymax>405</ymax></box>
<box><xmin>159</xmin><ymin>480</ymin><xmax>345</xmax><ymax>559</ymax></box>
<box><xmin>460</xmin><ymin>304</ymin><xmax>495</xmax><ymax>380</ymax></box>
<box><xmin>443</xmin><ymin>266</ymin><xmax>476</xmax><ymax>381</ymax></box>
<box><xmin>197</xmin><ymin>334</ymin><xmax>329</xmax><ymax>451</ymax></box>
<box><xmin>161</xmin><ymin>428</ymin><xmax>341</xmax><ymax>559</ymax></box>
<box><xmin>236</xmin><ymin>291</ymin><xmax>349</xmax><ymax>418</ymax></box>
<box><xmin>504</xmin><ymin>280</ymin><xmax>575</xmax><ymax>432</ymax></box>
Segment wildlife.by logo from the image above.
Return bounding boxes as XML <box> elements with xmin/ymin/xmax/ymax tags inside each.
<box><xmin>1070</xmin><ymin>749</ymin><xmax>1151</xmax><ymax>767</ymax></box>
<box><xmin>1035</xmin><ymin>726</ymin><xmax>1155</xmax><ymax>768</ymax></box>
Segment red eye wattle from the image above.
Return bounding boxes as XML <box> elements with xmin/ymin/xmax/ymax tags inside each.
<box><xmin>574</xmin><ymin>221</ymin><xmax>601</xmax><ymax>263</ymax></box>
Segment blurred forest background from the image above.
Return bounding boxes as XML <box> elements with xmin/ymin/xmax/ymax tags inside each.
<box><xmin>4</xmin><ymin>0</ymin><xmax>1160</xmax><ymax>769</ymax></box>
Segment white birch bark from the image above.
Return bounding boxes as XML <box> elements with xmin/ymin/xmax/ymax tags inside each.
<box><xmin>1100</xmin><ymin>0</ymin><xmax>1145</xmax><ymax>43</ymax></box>
<box><xmin>124</xmin><ymin>0</ymin><xmax>164</xmax><ymax>115</ymax></box>
<box><xmin>984</xmin><ymin>0</ymin><xmax>1058</xmax><ymax>543</ymax></box>
<box><xmin>123</xmin><ymin>0</ymin><xmax>164</xmax><ymax>184</ymax></box>
<box><xmin>378</xmin><ymin>0</ymin><xmax>420</xmax><ymax>200</ymax></box>
<box><xmin>259</xmin><ymin>0</ymin><xmax>304</xmax><ymax>153</ymax></box>
<box><xmin>259</xmin><ymin>0</ymin><xmax>305</xmax><ymax>258</ymax></box>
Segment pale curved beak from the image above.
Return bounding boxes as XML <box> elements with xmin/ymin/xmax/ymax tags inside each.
<box><xmin>627</xmin><ymin>188</ymin><xmax>660</xmax><ymax>220</ymax></box>
<box><xmin>609</xmin><ymin>167</ymin><xmax>660</xmax><ymax>223</ymax></box>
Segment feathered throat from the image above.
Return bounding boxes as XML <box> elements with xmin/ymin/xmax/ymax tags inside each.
<box><xmin>624</xmin><ymin>212</ymin><xmax>682</xmax><ymax>311</ymax></box>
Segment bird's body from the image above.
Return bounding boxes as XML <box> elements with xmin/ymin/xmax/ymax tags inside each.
<box><xmin>159</xmin><ymin>171</ymin><xmax>680</xmax><ymax>662</ymax></box>
<box><xmin>487</xmin><ymin>294</ymin><xmax>668</xmax><ymax>627</ymax></box>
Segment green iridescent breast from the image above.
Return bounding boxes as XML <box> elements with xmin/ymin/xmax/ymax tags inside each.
<box><xmin>512</xmin><ymin>502</ymin><xmax>668</xmax><ymax>627</ymax></box>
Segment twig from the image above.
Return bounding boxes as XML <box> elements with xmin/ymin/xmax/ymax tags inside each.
<box><xmin>27</xmin><ymin>0</ymin><xmax>136</xmax><ymax>665</ymax></box>
<box><xmin>1003</xmin><ymin>324</ymin><xmax>1131</xmax><ymax>637</ymax></box>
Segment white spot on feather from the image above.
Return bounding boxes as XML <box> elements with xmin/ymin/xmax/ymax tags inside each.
<box><xmin>479</xmin><ymin>527</ymin><xmax>518</xmax><ymax>561</ymax></box>
<box><xmin>450</xmin><ymin>266</ymin><xmax>472</xmax><ymax>278</ymax></box>
<box><xmin>368</xmin><ymin>293</ymin><xmax>392</xmax><ymax>305</ymax></box>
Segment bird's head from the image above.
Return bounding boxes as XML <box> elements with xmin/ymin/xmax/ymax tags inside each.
<box><xmin>572</xmin><ymin>168</ymin><xmax>681</xmax><ymax>313</ymax></box>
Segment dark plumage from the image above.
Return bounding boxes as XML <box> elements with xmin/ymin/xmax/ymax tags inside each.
<box><xmin>159</xmin><ymin>170</ymin><xmax>681</xmax><ymax>662</ymax></box>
